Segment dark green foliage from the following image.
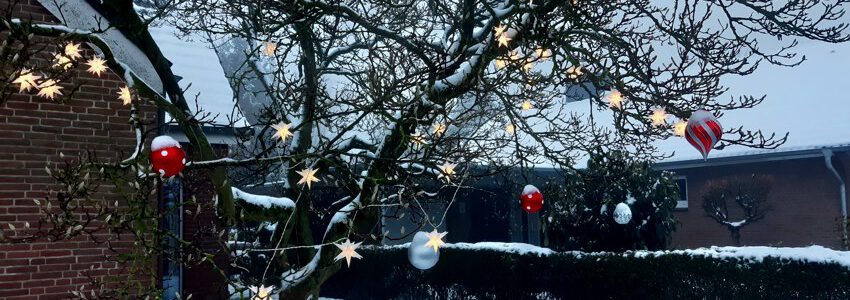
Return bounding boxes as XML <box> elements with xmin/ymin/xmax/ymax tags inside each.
<box><xmin>543</xmin><ymin>151</ymin><xmax>679</xmax><ymax>252</ymax></box>
<box><xmin>321</xmin><ymin>247</ymin><xmax>850</xmax><ymax>299</ymax></box>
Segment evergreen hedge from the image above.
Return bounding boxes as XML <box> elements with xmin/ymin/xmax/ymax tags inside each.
<box><xmin>320</xmin><ymin>246</ymin><xmax>850</xmax><ymax>299</ymax></box>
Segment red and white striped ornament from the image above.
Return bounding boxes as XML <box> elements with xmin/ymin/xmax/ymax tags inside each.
<box><xmin>685</xmin><ymin>110</ymin><xmax>723</xmax><ymax>160</ymax></box>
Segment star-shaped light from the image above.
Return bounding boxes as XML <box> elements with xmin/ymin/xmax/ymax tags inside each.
<box><xmin>567</xmin><ymin>65</ymin><xmax>583</xmax><ymax>79</ymax></box>
<box><xmin>64</xmin><ymin>43</ymin><xmax>82</xmax><ymax>60</ymax></box>
<box><xmin>535</xmin><ymin>48</ymin><xmax>552</xmax><ymax>60</ymax></box>
<box><xmin>12</xmin><ymin>69</ymin><xmax>41</xmax><ymax>93</ymax></box>
<box><xmin>333</xmin><ymin>239</ymin><xmax>363</xmax><ymax>267</ymax></box>
<box><xmin>497</xmin><ymin>33</ymin><xmax>512</xmax><ymax>48</ymax></box>
<box><xmin>410</xmin><ymin>132</ymin><xmax>426</xmax><ymax>146</ymax></box>
<box><xmin>53</xmin><ymin>53</ymin><xmax>72</xmax><ymax>70</ymax></box>
<box><xmin>296</xmin><ymin>167</ymin><xmax>320</xmax><ymax>189</ymax></box>
<box><xmin>649</xmin><ymin>108</ymin><xmax>668</xmax><ymax>126</ymax></box>
<box><xmin>37</xmin><ymin>80</ymin><xmax>63</xmax><ymax>100</ymax></box>
<box><xmin>424</xmin><ymin>229</ymin><xmax>447</xmax><ymax>253</ymax></box>
<box><xmin>271</xmin><ymin>122</ymin><xmax>293</xmax><ymax>141</ymax></box>
<box><xmin>494</xmin><ymin>57</ymin><xmax>507</xmax><ymax>70</ymax></box>
<box><xmin>118</xmin><ymin>86</ymin><xmax>133</xmax><ymax>105</ymax></box>
<box><xmin>262</xmin><ymin>41</ymin><xmax>277</xmax><ymax>56</ymax></box>
<box><xmin>85</xmin><ymin>57</ymin><xmax>109</xmax><ymax>76</ymax></box>
<box><xmin>432</xmin><ymin>123</ymin><xmax>447</xmax><ymax>136</ymax></box>
<box><xmin>608</xmin><ymin>89</ymin><xmax>624</xmax><ymax>109</ymax></box>
<box><xmin>493</xmin><ymin>24</ymin><xmax>507</xmax><ymax>37</ymax></box>
<box><xmin>248</xmin><ymin>285</ymin><xmax>274</xmax><ymax>300</ymax></box>
<box><xmin>437</xmin><ymin>162</ymin><xmax>456</xmax><ymax>180</ymax></box>
<box><xmin>521</xmin><ymin>100</ymin><xmax>533</xmax><ymax>111</ymax></box>
<box><xmin>505</xmin><ymin>123</ymin><xmax>515</xmax><ymax>135</ymax></box>
<box><xmin>673</xmin><ymin>119</ymin><xmax>688</xmax><ymax>136</ymax></box>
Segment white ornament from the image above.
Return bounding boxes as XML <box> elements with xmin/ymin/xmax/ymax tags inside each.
<box><xmin>408</xmin><ymin>231</ymin><xmax>440</xmax><ymax>270</ymax></box>
<box><xmin>613</xmin><ymin>202</ymin><xmax>632</xmax><ymax>225</ymax></box>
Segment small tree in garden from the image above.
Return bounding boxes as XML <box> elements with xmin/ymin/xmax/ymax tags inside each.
<box><xmin>1</xmin><ymin>0</ymin><xmax>849</xmax><ymax>298</ymax></box>
<box><xmin>702</xmin><ymin>174</ymin><xmax>774</xmax><ymax>245</ymax></box>
<box><xmin>543</xmin><ymin>151</ymin><xmax>679</xmax><ymax>252</ymax></box>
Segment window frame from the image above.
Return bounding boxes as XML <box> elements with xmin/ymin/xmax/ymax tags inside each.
<box><xmin>674</xmin><ymin>175</ymin><xmax>688</xmax><ymax>209</ymax></box>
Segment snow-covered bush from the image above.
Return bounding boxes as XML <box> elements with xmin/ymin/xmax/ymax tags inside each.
<box><xmin>543</xmin><ymin>151</ymin><xmax>679</xmax><ymax>252</ymax></box>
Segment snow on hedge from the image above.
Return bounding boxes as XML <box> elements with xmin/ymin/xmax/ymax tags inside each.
<box><xmin>232</xmin><ymin>187</ymin><xmax>295</xmax><ymax>209</ymax></box>
<box><xmin>375</xmin><ymin>242</ymin><xmax>850</xmax><ymax>268</ymax></box>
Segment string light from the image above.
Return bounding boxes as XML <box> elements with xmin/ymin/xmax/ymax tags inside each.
<box><xmin>497</xmin><ymin>33</ymin><xmax>512</xmax><ymax>48</ymax></box>
<box><xmin>673</xmin><ymin>119</ymin><xmax>688</xmax><ymax>136</ymax></box>
<box><xmin>494</xmin><ymin>24</ymin><xmax>507</xmax><ymax>37</ymax></box>
<box><xmin>118</xmin><ymin>86</ymin><xmax>133</xmax><ymax>105</ymax></box>
<box><xmin>608</xmin><ymin>90</ymin><xmax>624</xmax><ymax>109</ymax></box>
<box><xmin>334</xmin><ymin>239</ymin><xmax>363</xmax><ymax>267</ymax></box>
<box><xmin>424</xmin><ymin>229</ymin><xmax>447</xmax><ymax>253</ymax></box>
<box><xmin>649</xmin><ymin>108</ymin><xmax>668</xmax><ymax>126</ymax></box>
<box><xmin>64</xmin><ymin>42</ymin><xmax>82</xmax><ymax>60</ymax></box>
<box><xmin>37</xmin><ymin>80</ymin><xmax>62</xmax><ymax>100</ymax></box>
<box><xmin>271</xmin><ymin>122</ymin><xmax>293</xmax><ymax>141</ymax></box>
<box><xmin>85</xmin><ymin>57</ymin><xmax>109</xmax><ymax>76</ymax></box>
<box><xmin>12</xmin><ymin>69</ymin><xmax>40</xmax><ymax>93</ymax></box>
<box><xmin>296</xmin><ymin>167</ymin><xmax>320</xmax><ymax>189</ymax></box>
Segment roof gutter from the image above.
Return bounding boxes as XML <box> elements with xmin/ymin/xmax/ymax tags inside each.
<box><xmin>823</xmin><ymin>149</ymin><xmax>847</xmax><ymax>249</ymax></box>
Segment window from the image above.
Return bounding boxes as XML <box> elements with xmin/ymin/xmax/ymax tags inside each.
<box><xmin>675</xmin><ymin>176</ymin><xmax>688</xmax><ymax>209</ymax></box>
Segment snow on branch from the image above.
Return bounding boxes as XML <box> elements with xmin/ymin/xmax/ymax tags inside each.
<box><xmin>232</xmin><ymin>187</ymin><xmax>295</xmax><ymax>209</ymax></box>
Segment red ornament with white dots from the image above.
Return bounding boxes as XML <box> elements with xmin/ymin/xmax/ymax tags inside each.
<box><xmin>519</xmin><ymin>185</ymin><xmax>543</xmax><ymax>213</ymax></box>
<box><xmin>149</xmin><ymin>135</ymin><xmax>186</xmax><ymax>178</ymax></box>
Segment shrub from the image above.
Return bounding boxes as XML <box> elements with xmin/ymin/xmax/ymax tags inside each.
<box><xmin>321</xmin><ymin>245</ymin><xmax>850</xmax><ymax>299</ymax></box>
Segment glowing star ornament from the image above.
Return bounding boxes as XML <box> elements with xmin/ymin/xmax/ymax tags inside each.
<box><xmin>567</xmin><ymin>65</ymin><xmax>583</xmax><ymax>79</ymax></box>
<box><xmin>64</xmin><ymin>43</ymin><xmax>82</xmax><ymax>60</ymax></box>
<box><xmin>497</xmin><ymin>33</ymin><xmax>512</xmax><ymax>48</ymax></box>
<box><xmin>521</xmin><ymin>100</ymin><xmax>533</xmax><ymax>111</ymax></box>
<box><xmin>85</xmin><ymin>57</ymin><xmax>109</xmax><ymax>76</ymax></box>
<box><xmin>649</xmin><ymin>108</ymin><xmax>668</xmax><ymax>126</ymax></box>
<box><xmin>13</xmin><ymin>69</ymin><xmax>40</xmax><ymax>93</ymax></box>
<box><xmin>519</xmin><ymin>185</ymin><xmax>544</xmax><ymax>213</ymax></box>
<box><xmin>271</xmin><ymin>122</ymin><xmax>293</xmax><ymax>141</ymax></box>
<box><xmin>493</xmin><ymin>24</ymin><xmax>507</xmax><ymax>37</ymax></box>
<box><xmin>408</xmin><ymin>231</ymin><xmax>440</xmax><ymax>270</ymax></box>
<box><xmin>685</xmin><ymin>110</ymin><xmax>723</xmax><ymax>160</ymax></box>
<box><xmin>673</xmin><ymin>119</ymin><xmax>688</xmax><ymax>137</ymax></box>
<box><xmin>262</xmin><ymin>41</ymin><xmax>277</xmax><ymax>56</ymax></box>
<box><xmin>149</xmin><ymin>135</ymin><xmax>187</xmax><ymax>178</ymax></box>
<box><xmin>432</xmin><ymin>123</ymin><xmax>447</xmax><ymax>136</ymax></box>
<box><xmin>53</xmin><ymin>53</ymin><xmax>72</xmax><ymax>70</ymax></box>
<box><xmin>424</xmin><ymin>229</ymin><xmax>447</xmax><ymax>253</ymax></box>
<box><xmin>37</xmin><ymin>80</ymin><xmax>63</xmax><ymax>100</ymax></box>
<box><xmin>436</xmin><ymin>162</ymin><xmax>456</xmax><ymax>180</ymax></box>
<box><xmin>248</xmin><ymin>285</ymin><xmax>274</xmax><ymax>300</ymax></box>
<box><xmin>410</xmin><ymin>132</ymin><xmax>426</xmax><ymax>146</ymax></box>
<box><xmin>613</xmin><ymin>202</ymin><xmax>632</xmax><ymax>224</ymax></box>
<box><xmin>334</xmin><ymin>239</ymin><xmax>363</xmax><ymax>267</ymax></box>
<box><xmin>118</xmin><ymin>86</ymin><xmax>133</xmax><ymax>105</ymax></box>
<box><xmin>608</xmin><ymin>90</ymin><xmax>624</xmax><ymax>109</ymax></box>
<box><xmin>296</xmin><ymin>167</ymin><xmax>320</xmax><ymax>189</ymax></box>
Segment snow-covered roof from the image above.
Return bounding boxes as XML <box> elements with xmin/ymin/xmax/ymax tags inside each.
<box><xmin>654</xmin><ymin>39</ymin><xmax>850</xmax><ymax>163</ymax></box>
<box><xmin>147</xmin><ymin>25</ymin><xmax>239</xmax><ymax>126</ymax></box>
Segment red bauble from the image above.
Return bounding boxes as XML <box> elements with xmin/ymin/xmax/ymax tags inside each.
<box><xmin>519</xmin><ymin>185</ymin><xmax>543</xmax><ymax>213</ymax></box>
<box><xmin>685</xmin><ymin>110</ymin><xmax>723</xmax><ymax>160</ymax></box>
<box><xmin>149</xmin><ymin>135</ymin><xmax>186</xmax><ymax>178</ymax></box>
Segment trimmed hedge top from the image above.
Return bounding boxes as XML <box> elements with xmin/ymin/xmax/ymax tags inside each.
<box><xmin>321</xmin><ymin>243</ymin><xmax>850</xmax><ymax>299</ymax></box>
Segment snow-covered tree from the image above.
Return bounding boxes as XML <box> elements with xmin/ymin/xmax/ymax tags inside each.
<box><xmin>3</xmin><ymin>0</ymin><xmax>850</xmax><ymax>298</ymax></box>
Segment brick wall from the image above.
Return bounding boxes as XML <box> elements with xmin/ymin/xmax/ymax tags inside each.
<box><xmin>669</xmin><ymin>152</ymin><xmax>849</xmax><ymax>249</ymax></box>
<box><xmin>0</xmin><ymin>0</ymin><xmax>160</xmax><ymax>298</ymax></box>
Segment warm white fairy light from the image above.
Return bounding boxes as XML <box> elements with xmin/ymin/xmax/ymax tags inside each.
<box><xmin>505</xmin><ymin>123</ymin><xmax>516</xmax><ymax>135</ymax></box>
<box><xmin>334</xmin><ymin>239</ymin><xmax>363</xmax><ymax>267</ymax></box>
<box><xmin>271</xmin><ymin>122</ymin><xmax>293</xmax><ymax>141</ymax></box>
<box><xmin>118</xmin><ymin>86</ymin><xmax>133</xmax><ymax>105</ymax></box>
<box><xmin>248</xmin><ymin>285</ymin><xmax>274</xmax><ymax>300</ymax></box>
<box><xmin>36</xmin><ymin>80</ymin><xmax>62</xmax><ymax>100</ymax></box>
<box><xmin>64</xmin><ymin>42</ymin><xmax>82</xmax><ymax>60</ymax></box>
<box><xmin>436</xmin><ymin>162</ymin><xmax>456</xmax><ymax>180</ymax></box>
<box><xmin>424</xmin><ymin>229</ymin><xmax>447</xmax><ymax>253</ymax></box>
<box><xmin>432</xmin><ymin>123</ymin><xmax>447</xmax><ymax>136</ymax></box>
<box><xmin>411</xmin><ymin>132</ymin><xmax>426</xmax><ymax>146</ymax></box>
<box><xmin>521</xmin><ymin>100</ymin><xmax>533</xmax><ymax>111</ymax></box>
<box><xmin>494</xmin><ymin>24</ymin><xmax>507</xmax><ymax>37</ymax></box>
<box><xmin>53</xmin><ymin>53</ymin><xmax>72</xmax><ymax>70</ymax></box>
<box><xmin>567</xmin><ymin>65</ymin><xmax>583</xmax><ymax>79</ymax></box>
<box><xmin>673</xmin><ymin>119</ymin><xmax>688</xmax><ymax>136</ymax></box>
<box><xmin>12</xmin><ymin>69</ymin><xmax>40</xmax><ymax>93</ymax></box>
<box><xmin>608</xmin><ymin>89</ymin><xmax>624</xmax><ymax>109</ymax></box>
<box><xmin>85</xmin><ymin>57</ymin><xmax>109</xmax><ymax>76</ymax></box>
<box><xmin>262</xmin><ymin>41</ymin><xmax>277</xmax><ymax>56</ymax></box>
<box><xmin>497</xmin><ymin>33</ymin><xmax>512</xmax><ymax>48</ymax></box>
<box><xmin>296</xmin><ymin>167</ymin><xmax>320</xmax><ymax>189</ymax></box>
<box><xmin>649</xmin><ymin>108</ymin><xmax>668</xmax><ymax>126</ymax></box>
